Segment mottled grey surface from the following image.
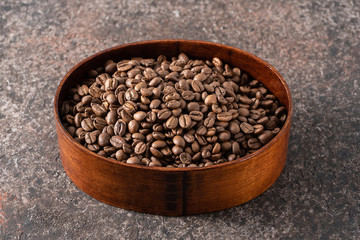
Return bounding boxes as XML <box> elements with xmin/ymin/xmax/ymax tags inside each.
<box><xmin>0</xmin><ymin>0</ymin><xmax>359</xmax><ymax>239</ymax></box>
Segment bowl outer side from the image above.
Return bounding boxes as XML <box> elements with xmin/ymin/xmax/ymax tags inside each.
<box><xmin>54</xmin><ymin>39</ymin><xmax>293</xmax><ymax>215</ymax></box>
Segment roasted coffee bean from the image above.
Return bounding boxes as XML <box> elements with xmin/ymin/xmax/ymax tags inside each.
<box><xmin>152</xmin><ymin>140</ymin><xmax>167</xmax><ymax>148</ymax></box>
<box><xmin>91</xmin><ymin>103</ymin><xmax>107</xmax><ymax>116</ymax></box>
<box><xmin>253</xmin><ymin>124</ymin><xmax>264</xmax><ymax>135</ymax></box>
<box><xmin>126</xmin><ymin>156</ymin><xmax>141</xmax><ymax>165</ymax></box>
<box><xmin>133</xmin><ymin>111</ymin><xmax>146</xmax><ymax>121</ymax></box>
<box><xmin>217</xmin><ymin>112</ymin><xmax>233</xmax><ymax>122</ymax></box>
<box><xmin>258</xmin><ymin>130</ymin><xmax>274</xmax><ymax>144</ymax></box>
<box><xmin>157</xmin><ymin>109</ymin><xmax>172</xmax><ymax>120</ymax></box>
<box><xmin>114</xmin><ymin>150</ymin><xmax>127</xmax><ymax>161</ymax></box>
<box><xmin>180</xmin><ymin>152</ymin><xmax>192</xmax><ymax>164</ymax></box>
<box><xmin>189</xmin><ymin>111</ymin><xmax>203</xmax><ymax>121</ymax></box>
<box><xmin>134</xmin><ymin>141</ymin><xmax>147</xmax><ymax>154</ymax></box>
<box><xmin>248</xmin><ymin>138</ymin><xmax>262</xmax><ymax>149</ymax></box>
<box><xmin>114</xmin><ymin>120</ymin><xmax>127</xmax><ymax>136</ymax></box>
<box><xmin>173</xmin><ymin>135</ymin><xmax>186</xmax><ymax>148</ymax></box>
<box><xmin>150</xmin><ymin>147</ymin><xmax>163</xmax><ymax>158</ymax></box>
<box><xmin>191</xmin><ymin>80</ymin><xmax>204</xmax><ymax>92</ymax></box>
<box><xmin>165</xmin><ymin>116</ymin><xmax>178</xmax><ymax>129</ymax></box>
<box><xmin>219</xmin><ymin>131</ymin><xmax>231</xmax><ymax>142</ymax></box>
<box><xmin>128</xmin><ymin>120</ymin><xmax>140</xmax><ymax>133</ymax></box>
<box><xmin>110</xmin><ymin>136</ymin><xmax>126</xmax><ymax>149</ymax></box>
<box><xmin>98</xmin><ymin>132</ymin><xmax>111</xmax><ymax>146</ymax></box>
<box><xmin>228</xmin><ymin>121</ymin><xmax>241</xmax><ymax>134</ymax></box>
<box><xmin>240</xmin><ymin>122</ymin><xmax>254</xmax><ymax>134</ymax></box>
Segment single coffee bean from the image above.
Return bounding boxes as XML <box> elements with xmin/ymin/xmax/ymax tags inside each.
<box><xmin>248</xmin><ymin>138</ymin><xmax>262</xmax><ymax>150</ymax></box>
<box><xmin>180</xmin><ymin>152</ymin><xmax>192</xmax><ymax>164</ymax></box>
<box><xmin>128</xmin><ymin>120</ymin><xmax>140</xmax><ymax>134</ymax></box>
<box><xmin>182</xmin><ymin>90</ymin><xmax>195</xmax><ymax>101</ymax></box>
<box><xmin>173</xmin><ymin>135</ymin><xmax>186</xmax><ymax>148</ymax></box>
<box><xmin>157</xmin><ymin>109</ymin><xmax>172</xmax><ymax>120</ymax></box>
<box><xmin>258</xmin><ymin>130</ymin><xmax>274</xmax><ymax>144</ymax></box>
<box><xmin>204</xmin><ymin>94</ymin><xmax>217</xmax><ymax>106</ymax></box>
<box><xmin>172</xmin><ymin>146</ymin><xmax>183</xmax><ymax>155</ymax></box>
<box><xmin>114</xmin><ymin>120</ymin><xmax>127</xmax><ymax>136</ymax></box>
<box><xmin>115</xmin><ymin>149</ymin><xmax>128</xmax><ymax>161</ymax></box>
<box><xmin>253</xmin><ymin>124</ymin><xmax>264</xmax><ymax>135</ymax></box>
<box><xmin>232</xmin><ymin>141</ymin><xmax>241</xmax><ymax>154</ymax></box>
<box><xmin>134</xmin><ymin>141</ymin><xmax>147</xmax><ymax>154</ymax></box>
<box><xmin>127</xmin><ymin>156</ymin><xmax>141</xmax><ymax>165</ymax></box>
<box><xmin>240</xmin><ymin>122</ymin><xmax>254</xmax><ymax>134</ymax></box>
<box><xmin>217</xmin><ymin>112</ymin><xmax>233</xmax><ymax>122</ymax></box>
<box><xmin>228</xmin><ymin>121</ymin><xmax>241</xmax><ymax>134</ymax></box>
<box><xmin>133</xmin><ymin>111</ymin><xmax>146</xmax><ymax>121</ymax></box>
<box><xmin>187</xmin><ymin>102</ymin><xmax>200</xmax><ymax>112</ymax></box>
<box><xmin>219</xmin><ymin>131</ymin><xmax>231</xmax><ymax>142</ymax></box>
<box><xmin>191</xmin><ymin>80</ymin><xmax>204</xmax><ymax>92</ymax></box>
<box><xmin>152</xmin><ymin>140</ymin><xmax>167</xmax><ymax>149</ymax></box>
<box><xmin>150</xmin><ymin>147</ymin><xmax>164</xmax><ymax>158</ymax></box>
<box><xmin>110</xmin><ymin>136</ymin><xmax>126</xmax><ymax>149</ymax></box>
<box><xmin>165</xmin><ymin>116</ymin><xmax>178</xmax><ymax>129</ymax></box>
<box><xmin>189</xmin><ymin>111</ymin><xmax>203</xmax><ymax>121</ymax></box>
<box><xmin>91</xmin><ymin>103</ymin><xmax>107</xmax><ymax>116</ymax></box>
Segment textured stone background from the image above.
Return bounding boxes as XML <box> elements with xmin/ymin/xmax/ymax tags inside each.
<box><xmin>0</xmin><ymin>0</ymin><xmax>359</xmax><ymax>239</ymax></box>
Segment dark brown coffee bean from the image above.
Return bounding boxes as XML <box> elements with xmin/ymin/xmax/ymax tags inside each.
<box><xmin>134</xmin><ymin>141</ymin><xmax>147</xmax><ymax>154</ymax></box>
<box><xmin>128</xmin><ymin>120</ymin><xmax>140</xmax><ymax>134</ymax></box>
<box><xmin>212</xmin><ymin>142</ymin><xmax>221</xmax><ymax>154</ymax></box>
<box><xmin>182</xmin><ymin>90</ymin><xmax>195</xmax><ymax>101</ymax></box>
<box><xmin>232</xmin><ymin>141</ymin><xmax>240</xmax><ymax>154</ymax></box>
<box><xmin>228</xmin><ymin>121</ymin><xmax>241</xmax><ymax>134</ymax></box>
<box><xmin>149</xmin><ymin>99</ymin><xmax>161</xmax><ymax>109</ymax></box>
<box><xmin>240</xmin><ymin>122</ymin><xmax>254</xmax><ymax>134</ymax></box>
<box><xmin>81</xmin><ymin>118</ymin><xmax>94</xmax><ymax>131</ymax></box>
<box><xmin>91</xmin><ymin>103</ymin><xmax>107</xmax><ymax>116</ymax></box>
<box><xmin>204</xmin><ymin>94</ymin><xmax>217</xmax><ymax>106</ymax></box>
<box><xmin>152</xmin><ymin>131</ymin><xmax>166</xmax><ymax>140</ymax></box>
<box><xmin>248</xmin><ymin>138</ymin><xmax>262</xmax><ymax>150</ymax></box>
<box><xmin>152</xmin><ymin>140</ymin><xmax>167</xmax><ymax>148</ymax></box>
<box><xmin>219</xmin><ymin>131</ymin><xmax>231</xmax><ymax>142</ymax></box>
<box><xmin>166</xmin><ymin>100</ymin><xmax>181</xmax><ymax>109</ymax></box>
<box><xmin>191</xmin><ymin>80</ymin><xmax>204</xmax><ymax>92</ymax></box>
<box><xmin>172</xmin><ymin>146</ymin><xmax>183</xmax><ymax>155</ymax></box>
<box><xmin>110</xmin><ymin>136</ymin><xmax>126</xmax><ymax>149</ymax></box>
<box><xmin>98</xmin><ymin>132</ymin><xmax>111</xmax><ymax>146</ymax></box>
<box><xmin>187</xmin><ymin>102</ymin><xmax>200</xmax><ymax>112</ymax></box>
<box><xmin>173</xmin><ymin>135</ymin><xmax>186</xmax><ymax>148</ymax></box>
<box><xmin>258</xmin><ymin>130</ymin><xmax>274</xmax><ymax>144</ymax></box>
<box><xmin>180</xmin><ymin>152</ymin><xmax>192</xmax><ymax>164</ymax></box>
<box><xmin>157</xmin><ymin>109</ymin><xmax>172</xmax><ymax>120</ymax></box>
<box><xmin>184</xmin><ymin>133</ymin><xmax>195</xmax><ymax>143</ymax></box>
<box><xmin>115</xmin><ymin>150</ymin><xmax>128</xmax><ymax>161</ymax></box>
<box><xmin>126</xmin><ymin>156</ymin><xmax>141</xmax><ymax>165</ymax></box>
<box><xmin>196</xmin><ymin>125</ymin><xmax>207</xmax><ymax>135</ymax></box>
<box><xmin>217</xmin><ymin>112</ymin><xmax>232</xmax><ymax>122</ymax></box>
<box><xmin>113</xmin><ymin>119</ymin><xmax>126</xmax><ymax>136</ymax></box>
<box><xmin>87</xmin><ymin>144</ymin><xmax>100</xmax><ymax>152</ymax></box>
<box><xmin>122</xmin><ymin>101</ymin><xmax>137</xmax><ymax>114</ymax></box>
<box><xmin>93</xmin><ymin>117</ymin><xmax>107</xmax><ymax>130</ymax></box>
<box><xmin>133</xmin><ymin>111</ymin><xmax>146</xmax><ymax>121</ymax></box>
<box><xmin>253</xmin><ymin>124</ymin><xmax>264</xmax><ymax>135</ymax></box>
<box><xmin>221</xmin><ymin>141</ymin><xmax>232</xmax><ymax>151</ymax></box>
<box><xmin>189</xmin><ymin>111</ymin><xmax>203</xmax><ymax>121</ymax></box>
<box><xmin>150</xmin><ymin>147</ymin><xmax>164</xmax><ymax>158</ymax></box>
<box><xmin>165</xmin><ymin>116</ymin><xmax>178</xmax><ymax>129</ymax></box>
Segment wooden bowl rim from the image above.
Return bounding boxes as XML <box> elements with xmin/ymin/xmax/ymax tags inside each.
<box><xmin>54</xmin><ymin>39</ymin><xmax>293</xmax><ymax>172</ymax></box>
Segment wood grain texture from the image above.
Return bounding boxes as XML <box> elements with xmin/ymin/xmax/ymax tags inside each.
<box><xmin>54</xmin><ymin>40</ymin><xmax>293</xmax><ymax>216</ymax></box>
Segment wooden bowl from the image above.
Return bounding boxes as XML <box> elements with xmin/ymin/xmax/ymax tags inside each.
<box><xmin>54</xmin><ymin>40</ymin><xmax>293</xmax><ymax>216</ymax></box>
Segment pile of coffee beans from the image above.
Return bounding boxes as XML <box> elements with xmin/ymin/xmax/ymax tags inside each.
<box><xmin>61</xmin><ymin>53</ymin><xmax>287</xmax><ymax>167</ymax></box>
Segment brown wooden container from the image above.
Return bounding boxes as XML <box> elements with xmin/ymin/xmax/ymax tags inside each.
<box><xmin>54</xmin><ymin>40</ymin><xmax>293</xmax><ymax>216</ymax></box>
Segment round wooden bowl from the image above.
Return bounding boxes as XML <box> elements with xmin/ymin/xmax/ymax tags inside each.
<box><xmin>54</xmin><ymin>40</ymin><xmax>293</xmax><ymax>216</ymax></box>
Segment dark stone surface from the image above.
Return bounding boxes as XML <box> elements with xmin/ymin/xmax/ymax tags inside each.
<box><xmin>0</xmin><ymin>0</ymin><xmax>359</xmax><ymax>239</ymax></box>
